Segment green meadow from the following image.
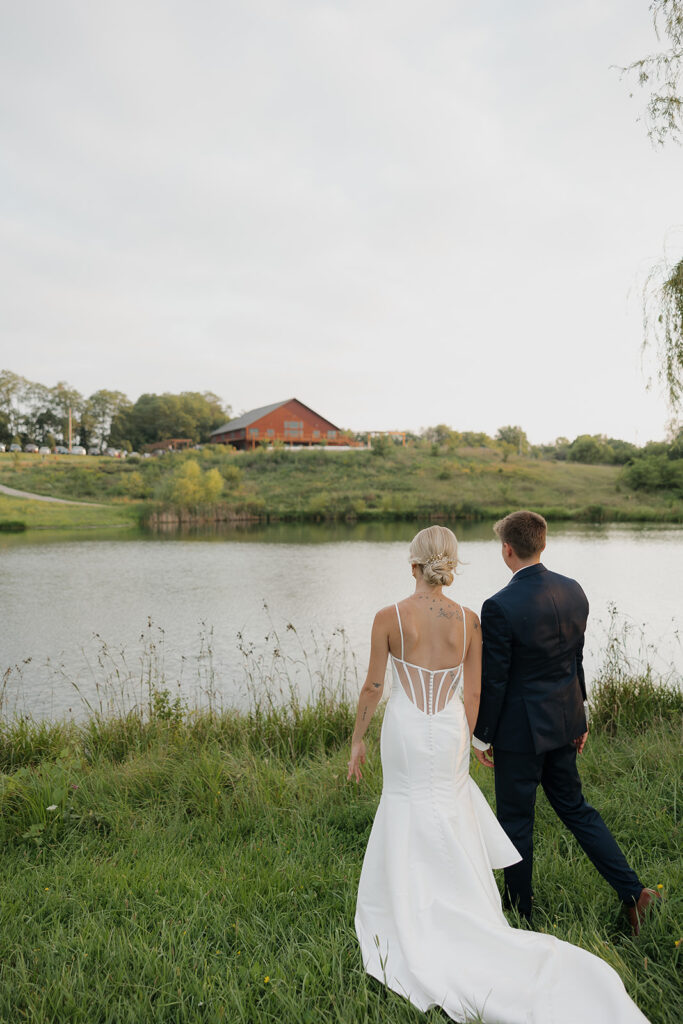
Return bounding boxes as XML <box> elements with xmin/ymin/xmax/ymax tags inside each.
<box><xmin>0</xmin><ymin>657</ymin><xmax>681</xmax><ymax>1024</ymax></box>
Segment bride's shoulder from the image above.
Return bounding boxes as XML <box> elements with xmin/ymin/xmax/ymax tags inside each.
<box><xmin>456</xmin><ymin>602</ymin><xmax>481</xmax><ymax>627</ymax></box>
<box><xmin>372</xmin><ymin>603</ymin><xmax>400</xmax><ymax>625</ymax></box>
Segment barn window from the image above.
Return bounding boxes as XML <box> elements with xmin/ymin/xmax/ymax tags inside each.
<box><xmin>327</xmin><ymin>430</ymin><xmax>337</xmax><ymax>439</ymax></box>
<box><xmin>313</xmin><ymin>430</ymin><xmax>320</xmax><ymax>438</ymax></box>
<box><xmin>248</xmin><ymin>428</ymin><xmax>259</xmax><ymax>437</ymax></box>
<box><xmin>284</xmin><ymin>420</ymin><xmax>303</xmax><ymax>438</ymax></box>
<box><xmin>267</xmin><ymin>429</ymin><xmax>275</xmax><ymax>436</ymax></box>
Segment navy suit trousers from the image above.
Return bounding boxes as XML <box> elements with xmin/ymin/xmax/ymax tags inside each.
<box><xmin>493</xmin><ymin>744</ymin><xmax>643</xmax><ymax>919</ymax></box>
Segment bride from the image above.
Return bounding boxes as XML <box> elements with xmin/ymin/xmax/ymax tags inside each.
<box><xmin>347</xmin><ymin>525</ymin><xmax>649</xmax><ymax>1024</ymax></box>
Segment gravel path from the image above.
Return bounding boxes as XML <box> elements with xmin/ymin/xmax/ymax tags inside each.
<box><xmin>0</xmin><ymin>483</ymin><xmax>106</xmax><ymax>507</ymax></box>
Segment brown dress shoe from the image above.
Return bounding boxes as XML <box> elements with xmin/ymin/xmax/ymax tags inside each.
<box><xmin>625</xmin><ymin>887</ymin><xmax>661</xmax><ymax>935</ymax></box>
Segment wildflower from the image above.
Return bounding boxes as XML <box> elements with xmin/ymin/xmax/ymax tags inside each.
<box><xmin>264</xmin><ymin>976</ymin><xmax>270</xmax><ymax>984</ymax></box>
<box><xmin>656</xmin><ymin>884</ymin><xmax>663</xmax><ymax>890</ymax></box>
<box><xmin>675</xmin><ymin>940</ymin><xmax>681</xmax><ymax>948</ymax></box>
<box><xmin>46</xmin><ymin>805</ymin><xmax>57</xmax><ymax>812</ymax></box>
<box><xmin>44</xmin><ymin>888</ymin><xmax>49</xmax><ymax>892</ymax></box>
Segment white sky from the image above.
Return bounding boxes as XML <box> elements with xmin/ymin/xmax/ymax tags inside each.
<box><xmin>1</xmin><ymin>0</ymin><xmax>681</xmax><ymax>443</ymax></box>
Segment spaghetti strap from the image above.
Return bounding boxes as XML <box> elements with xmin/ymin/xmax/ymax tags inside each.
<box><xmin>459</xmin><ymin>603</ymin><xmax>467</xmax><ymax>664</ymax></box>
<box><xmin>394</xmin><ymin>602</ymin><xmax>405</xmax><ymax>660</ymax></box>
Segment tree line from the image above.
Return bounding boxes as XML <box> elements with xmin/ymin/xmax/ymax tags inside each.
<box><xmin>0</xmin><ymin>370</ymin><xmax>231</xmax><ymax>451</ymax></box>
<box><xmin>412</xmin><ymin>423</ymin><xmax>682</xmax><ymax>466</ymax></box>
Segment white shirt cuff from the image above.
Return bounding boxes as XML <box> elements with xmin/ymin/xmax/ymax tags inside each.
<box><xmin>472</xmin><ymin>735</ymin><xmax>490</xmax><ymax>751</ymax></box>
<box><xmin>584</xmin><ymin>700</ymin><xmax>590</xmax><ymax>724</ymax></box>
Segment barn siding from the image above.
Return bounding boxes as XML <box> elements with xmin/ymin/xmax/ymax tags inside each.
<box><xmin>211</xmin><ymin>399</ymin><xmax>344</xmax><ymax>449</ymax></box>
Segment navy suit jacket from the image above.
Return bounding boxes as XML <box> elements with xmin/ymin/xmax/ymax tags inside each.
<box><xmin>474</xmin><ymin>564</ymin><xmax>588</xmax><ymax>754</ymax></box>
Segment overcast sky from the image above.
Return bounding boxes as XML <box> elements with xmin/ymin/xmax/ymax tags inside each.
<box><xmin>1</xmin><ymin>1</ymin><xmax>681</xmax><ymax>443</ymax></box>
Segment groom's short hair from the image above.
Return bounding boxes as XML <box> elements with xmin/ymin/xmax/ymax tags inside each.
<box><xmin>494</xmin><ymin>510</ymin><xmax>547</xmax><ymax>558</ymax></box>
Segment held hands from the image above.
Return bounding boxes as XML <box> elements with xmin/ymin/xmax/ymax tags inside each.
<box><xmin>347</xmin><ymin>740</ymin><xmax>367</xmax><ymax>784</ymax></box>
<box><xmin>474</xmin><ymin>746</ymin><xmax>494</xmax><ymax>769</ymax></box>
<box><xmin>573</xmin><ymin>730</ymin><xmax>588</xmax><ymax>755</ymax></box>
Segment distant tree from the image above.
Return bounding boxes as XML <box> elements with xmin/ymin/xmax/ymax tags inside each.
<box><xmin>22</xmin><ymin>380</ymin><xmax>52</xmax><ymax>442</ymax></box>
<box><xmin>0</xmin><ymin>370</ymin><xmax>26</xmax><ymax>438</ymax></box>
<box><xmin>48</xmin><ymin>381</ymin><xmax>85</xmax><ymax>445</ymax></box>
<box><xmin>85</xmin><ymin>390</ymin><xmax>131</xmax><ymax>449</ymax></box>
<box><xmin>421</xmin><ymin>424</ymin><xmax>456</xmax><ymax>446</ymax></box>
<box><xmin>552</xmin><ymin>437</ymin><xmax>571</xmax><ymax>461</ymax></box>
<box><xmin>0</xmin><ymin>411</ymin><xmax>11</xmax><ymax>446</ymax></box>
<box><xmin>109</xmin><ymin>392</ymin><xmax>230</xmax><ymax>450</ymax></box>
<box><xmin>604</xmin><ymin>437</ymin><xmax>639</xmax><ymax>464</ymax></box>
<box><xmin>458</xmin><ymin>430</ymin><xmax>496</xmax><ymax>448</ymax></box>
<box><xmin>495</xmin><ymin>425</ymin><xmax>529</xmax><ymax>456</ymax></box>
<box><xmin>567</xmin><ymin>434</ymin><xmax>615</xmax><ymax>464</ymax></box>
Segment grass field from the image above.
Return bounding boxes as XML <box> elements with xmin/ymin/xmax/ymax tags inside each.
<box><xmin>0</xmin><ymin>493</ymin><xmax>141</xmax><ymax>530</ymax></box>
<box><xmin>0</xmin><ymin>664</ymin><xmax>680</xmax><ymax>1024</ymax></box>
<box><xmin>1</xmin><ymin>447</ymin><xmax>681</xmax><ymax>530</ymax></box>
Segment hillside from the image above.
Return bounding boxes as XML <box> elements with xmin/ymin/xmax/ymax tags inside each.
<box><xmin>0</xmin><ymin>446</ymin><xmax>681</xmax><ymax>530</ymax></box>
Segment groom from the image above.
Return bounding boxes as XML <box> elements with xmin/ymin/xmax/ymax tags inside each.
<box><xmin>472</xmin><ymin>510</ymin><xmax>658</xmax><ymax>933</ymax></box>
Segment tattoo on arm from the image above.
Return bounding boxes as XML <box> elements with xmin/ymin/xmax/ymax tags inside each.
<box><xmin>371</xmin><ymin>682</ymin><xmax>381</xmax><ymax>689</ymax></box>
<box><xmin>473</xmin><ymin>621</ymin><xmax>480</xmax><ymax>631</ymax></box>
<box><xmin>361</xmin><ymin>707</ymin><xmax>367</xmax><ymax>722</ymax></box>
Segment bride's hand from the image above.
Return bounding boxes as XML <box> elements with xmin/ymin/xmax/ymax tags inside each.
<box><xmin>347</xmin><ymin>740</ymin><xmax>366</xmax><ymax>783</ymax></box>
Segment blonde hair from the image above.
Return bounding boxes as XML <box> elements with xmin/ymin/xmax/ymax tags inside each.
<box><xmin>409</xmin><ymin>525</ymin><xmax>459</xmax><ymax>587</ymax></box>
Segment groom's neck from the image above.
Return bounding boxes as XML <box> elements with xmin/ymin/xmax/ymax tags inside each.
<box><xmin>504</xmin><ymin>552</ymin><xmax>543</xmax><ymax>575</ymax></box>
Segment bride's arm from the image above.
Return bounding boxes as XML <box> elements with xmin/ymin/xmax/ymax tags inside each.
<box><xmin>347</xmin><ymin>610</ymin><xmax>390</xmax><ymax>783</ymax></box>
<box><xmin>462</xmin><ymin>611</ymin><xmax>482</xmax><ymax>737</ymax></box>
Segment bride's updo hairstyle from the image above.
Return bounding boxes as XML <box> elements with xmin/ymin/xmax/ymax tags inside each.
<box><xmin>409</xmin><ymin>525</ymin><xmax>459</xmax><ymax>587</ymax></box>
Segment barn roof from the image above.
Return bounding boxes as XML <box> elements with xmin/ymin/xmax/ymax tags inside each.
<box><xmin>210</xmin><ymin>398</ymin><xmax>340</xmax><ymax>436</ymax></box>
<box><xmin>210</xmin><ymin>400</ymin><xmax>289</xmax><ymax>436</ymax></box>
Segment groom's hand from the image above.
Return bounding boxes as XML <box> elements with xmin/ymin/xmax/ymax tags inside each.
<box><xmin>573</xmin><ymin>730</ymin><xmax>588</xmax><ymax>755</ymax></box>
<box><xmin>474</xmin><ymin>746</ymin><xmax>494</xmax><ymax>768</ymax></box>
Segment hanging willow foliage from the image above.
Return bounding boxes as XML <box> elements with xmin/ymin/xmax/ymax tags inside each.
<box><xmin>644</xmin><ymin>256</ymin><xmax>683</xmax><ymax>408</ymax></box>
<box><xmin>620</xmin><ymin>0</ymin><xmax>683</xmax><ymax>145</ymax></box>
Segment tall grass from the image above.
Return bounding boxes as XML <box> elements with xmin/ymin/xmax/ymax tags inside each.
<box><xmin>589</xmin><ymin>605</ymin><xmax>683</xmax><ymax>734</ymax></box>
<box><xmin>0</xmin><ymin>630</ymin><xmax>680</xmax><ymax>1023</ymax></box>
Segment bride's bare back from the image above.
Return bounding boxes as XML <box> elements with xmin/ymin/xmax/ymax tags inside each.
<box><xmin>389</xmin><ymin>593</ymin><xmax>469</xmax><ymax>670</ymax></box>
<box><xmin>389</xmin><ymin>595</ymin><xmax>469</xmax><ymax>715</ymax></box>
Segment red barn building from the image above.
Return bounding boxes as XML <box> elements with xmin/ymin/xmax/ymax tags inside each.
<box><xmin>209</xmin><ymin>398</ymin><xmax>346</xmax><ymax>450</ymax></box>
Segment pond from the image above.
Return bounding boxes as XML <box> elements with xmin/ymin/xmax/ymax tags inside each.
<box><xmin>1</xmin><ymin>521</ymin><xmax>681</xmax><ymax>719</ymax></box>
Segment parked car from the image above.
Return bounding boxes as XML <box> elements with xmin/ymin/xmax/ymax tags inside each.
<box><xmin>38</xmin><ymin>446</ymin><xmax>51</xmax><ymax>455</ymax></box>
<box><xmin>9</xmin><ymin>443</ymin><xmax>22</xmax><ymax>452</ymax></box>
<box><xmin>54</xmin><ymin>445</ymin><xmax>69</xmax><ymax>454</ymax></box>
<box><xmin>70</xmin><ymin>445</ymin><xmax>86</xmax><ymax>455</ymax></box>
<box><xmin>0</xmin><ymin>443</ymin><xmax>6</xmax><ymax>452</ymax></box>
<box><xmin>24</xmin><ymin>444</ymin><xmax>39</xmax><ymax>453</ymax></box>
<box><xmin>88</xmin><ymin>447</ymin><xmax>101</xmax><ymax>456</ymax></box>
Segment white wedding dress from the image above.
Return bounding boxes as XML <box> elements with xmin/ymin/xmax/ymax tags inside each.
<box><xmin>355</xmin><ymin>604</ymin><xmax>650</xmax><ymax>1023</ymax></box>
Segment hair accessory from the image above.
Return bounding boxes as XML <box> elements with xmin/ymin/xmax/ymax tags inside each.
<box><xmin>424</xmin><ymin>552</ymin><xmax>447</xmax><ymax>566</ymax></box>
